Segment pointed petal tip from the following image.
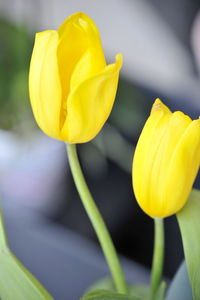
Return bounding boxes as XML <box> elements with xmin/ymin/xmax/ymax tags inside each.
<box><xmin>35</xmin><ymin>30</ymin><xmax>57</xmax><ymax>42</ymax></box>
<box><xmin>104</xmin><ymin>53</ymin><xmax>123</xmax><ymax>74</ymax></box>
<box><xmin>152</xmin><ymin>98</ymin><xmax>163</xmax><ymax>111</ymax></box>
<box><xmin>115</xmin><ymin>53</ymin><xmax>123</xmax><ymax>69</ymax></box>
<box><xmin>116</xmin><ymin>53</ymin><xmax>123</xmax><ymax>63</ymax></box>
<box><xmin>151</xmin><ymin>98</ymin><xmax>171</xmax><ymax>114</ymax></box>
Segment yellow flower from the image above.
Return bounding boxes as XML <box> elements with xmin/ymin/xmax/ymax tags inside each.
<box><xmin>29</xmin><ymin>12</ymin><xmax>122</xmax><ymax>143</ymax></box>
<box><xmin>132</xmin><ymin>99</ymin><xmax>200</xmax><ymax>218</ymax></box>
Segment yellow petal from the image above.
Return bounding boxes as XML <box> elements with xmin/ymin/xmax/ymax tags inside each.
<box><xmin>132</xmin><ymin>99</ymin><xmax>200</xmax><ymax>218</ymax></box>
<box><xmin>57</xmin><ymin>12</ymin><xmax>106</xmax><ymax>127</ymax></box>
<box><xmin>133</xmin><ymin>99</ymin><xmax>171</xmax><ymax>214</ymax></box>
<box><xmin>58</xmin><ymin>12</ymin><xmax>105</xmax><ymax>76</ymax></box>
<box><xmin>29</xmin><ymin>30</ymin><xmax>62</xmax><ymax>138</ymax></box>
<box><xmin>148</xmin><ymin>111</ymin><xmax>192</xmax><ymax>216</ymax></box>
<box><xmin>29</xmin><ymin>12</ymin><xmax>122</xmax><ymax>143</ymax></box>
<box><xmin>162</xmin><ymin>119</ymin><xmax>200</xmax><ymax>217</ymax></box>
<box><xmin>61</xmin><ymin>53</ymin><xmax>123</xmax><ymax>143</ymax></box>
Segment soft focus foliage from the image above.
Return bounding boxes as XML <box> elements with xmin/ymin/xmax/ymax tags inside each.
<box><xmin>0</xmin><ymin>19</ymin><xmax>32</xmax><ymax>129</ymax></box>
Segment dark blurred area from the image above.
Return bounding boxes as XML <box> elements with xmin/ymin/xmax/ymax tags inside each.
<box><xmin>0</xmin><ymin>0</ymin><xmax>200</xmax><ymax>296</ymax></box>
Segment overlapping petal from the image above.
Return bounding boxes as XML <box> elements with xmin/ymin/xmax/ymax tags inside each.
<box><xmin>29</xmin><ymin>30</ymin><xmax>62</xmax><ymax>138</ymax></box>
<box><xmin>163</xmin><ymin>119</ymin><xmax>200</xmax><ymax>216</ymax></box>
<box><xmin>29</xmin><ymin>12</ymin><xmax>121</xmax><ymax>143</ymax></box>
<box><xmin>133</xmin><ymin>99</ymin><xmax>200</xmax><ymax>218</ymax></box>
<box><xmin>61</xmin><ymin>54</ymin><xmax>122</xmax><ymax>143</ymax></box>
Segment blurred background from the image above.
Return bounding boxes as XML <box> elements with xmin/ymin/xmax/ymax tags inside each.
<box><xmin>0</xmin><ymin>0</ymin><xmax>200</xmax><ymax>299</ymax></box>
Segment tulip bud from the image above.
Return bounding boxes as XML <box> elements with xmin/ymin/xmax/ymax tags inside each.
<box><xmin>29</xmin><ymin>12</ymin><xmax>122</xmax><ymax>143</ymax></box>
<box><xmin>132</xmin><ymin>99</ymin><xmax>200</xmax><ymax>218</ymax></box>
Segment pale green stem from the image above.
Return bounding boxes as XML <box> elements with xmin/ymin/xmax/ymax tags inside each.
<box><xmin>0</xmin><ymin>210</ymin><xmax>8</xmax><ymax>249</ymax></box>
<box><xmin>66</xmin><ymin>143</ymin><xmax>128</xmax><ymax>294</ymax></box>
<box><xmin>150</xmin><ymin>218</ymin><xmax>164</xmax><ymax>299</ymax></box>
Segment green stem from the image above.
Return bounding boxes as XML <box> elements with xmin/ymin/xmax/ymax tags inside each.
<box><xmin>0</xmin><ymin>210</ymin><xmax>8</xmax><ymax>250</ymax></box>
<box><xmin>150</xmin><ymin>218</ymin><xmax>164</xmax><ymax>299</ymax></box>
<box><xmin>66</xmin><ymin>143</ymin><xmax>128</xmax><ymax>294</ymax></box>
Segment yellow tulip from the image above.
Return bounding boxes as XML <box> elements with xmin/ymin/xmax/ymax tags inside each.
<box><xmin>132</xmin><ymin>99</ymin><xmax>200</xmax><ymax>218</ymax></box>
<box><xmin>29</xmin><ymin>12</ymin><xmax>122</xmax><ymax>143</ymax></box>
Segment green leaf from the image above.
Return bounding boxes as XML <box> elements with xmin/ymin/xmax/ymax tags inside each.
<box><xmin>177</xmin><ymin>189</ymin><xmax>200</xmax><ymax>300</ymax></box>
<box><xmin>85</xmin><ymin>277</ymin><xmax>115</xmax><ymax>294</ymax></box>
<box><xmin>85</xmin><ymin>278</ymin><xmax>150</xmax><ymax>299</ymax></box>
<box><xmin>81</xmin><ymin>289</ymin><xmax>142</xmax><ymax>300</ymax></box>
<box><xmin>0</xmin><ymin>211</ymin><xmax>53</xmax><ymax>300</ymax></box>
<box><xmin>85</xmin><ymin>279</ymin><xmax>149</xmax><ymax>299</ymax></box>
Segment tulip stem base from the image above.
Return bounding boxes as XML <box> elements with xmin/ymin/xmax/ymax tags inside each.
<box><xmin>150</xmin><ymin>218</ymin><xmax>164</xmax><ymax>299</ymax></box>
<box><xmin>66</xmin><ymin>143</ymin><xmax>128</xmax><ymax>294</ymax></box>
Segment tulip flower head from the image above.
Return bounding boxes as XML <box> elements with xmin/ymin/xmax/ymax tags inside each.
<box><xmin>29</xmin><ymin>12</ymin><xmax>122</xmax><ymax>143</ymax></box>
<box><xmin>132</xmin><ymin>99</ymin><xmax>200</xmax><ymax>218</ymax></box>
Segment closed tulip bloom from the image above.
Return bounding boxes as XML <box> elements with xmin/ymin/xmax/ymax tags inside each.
<box><xmin>29</xmin><ymin>12</ymin><xmax>122</xmax><ymax>143</ymax></box>
<box><xmin>132</xmin><ymin>99</ymin><xmax>200</xmax><ymax>218</ymax></box>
